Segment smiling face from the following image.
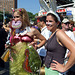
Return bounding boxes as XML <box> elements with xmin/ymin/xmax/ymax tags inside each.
<box><xmin>46</xmin><ymin>15</ymin><xmax>59</xmax><ymax>32</ymax></box>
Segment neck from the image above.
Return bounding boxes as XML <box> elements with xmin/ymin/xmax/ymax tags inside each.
<box><xmin>62</xmin><ymin>28</ymin><xmax>68</xmax><ymax>31</ymax></box>
<box><xmin>42</xmin><ymin>24</ymin><xmax>46</xmax><ymax>28</ymax></box>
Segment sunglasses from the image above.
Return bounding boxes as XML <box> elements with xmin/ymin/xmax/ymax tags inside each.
<box><xmin>64</xmin><ymin>22</ymin><xmax>70</xmax><ymax>25</ymax></box>
<box><xmin>71</xmin><ymin>24</ymin><xmax>74</xmax><ymax>26</ymax></box>
<box><xmin>13</xmin><ymin>16</ymin><xmax>20</xmax><ymax>18</ymax></box>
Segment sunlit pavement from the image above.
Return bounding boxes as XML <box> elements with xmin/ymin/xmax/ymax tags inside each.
<box><xmin>0</xmin><ymin>62</ymin><xmax>9</xmax><ymax>75</ymax></box>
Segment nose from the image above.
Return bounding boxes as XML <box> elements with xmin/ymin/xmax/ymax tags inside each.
<box><xmin>14</xmin><ymin>18</ymin><xmax>18</xmax><ymax>22</ymax></box>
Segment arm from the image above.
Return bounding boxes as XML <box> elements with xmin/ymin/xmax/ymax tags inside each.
<box><xmin>3</xmin><ymin>25</ymin><xmax>10</xmax><ymax>32</ymax></box>
<box><xmin>73</xmin><ymin>31</ymin><xmax>75</xmax><ymax>36</ymax></box>
<box><xmin>31</xmin><ymin>27</ymin><xmax>46</xmax><ymax>48</ymax></box>
<box><xmin>51</xmin><ymin>30</ymin><xmax>75</xmax><ymax>72</ymax></box>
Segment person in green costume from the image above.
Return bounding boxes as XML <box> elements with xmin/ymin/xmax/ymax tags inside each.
<box><xmin>9</xmin><ymin>8</ymin><xmax>46</xmax><ymax>75</ymax></box>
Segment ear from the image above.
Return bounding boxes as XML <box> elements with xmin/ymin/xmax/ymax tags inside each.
<box><xmin>42</xmin><ymin>21</ymin><xmax>45</xmax><ymax>24</ymax></box>
<box><xmin>61</xmin><ymin>23</ymin><xmax>64</xmax><ymax>26</ymax></box>
<box><xmin>57</xmin><ymin>21</ymin><xmax>60</xmax><ymax>25</ymax></box>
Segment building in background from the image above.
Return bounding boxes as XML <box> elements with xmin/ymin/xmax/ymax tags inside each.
<box><xmin>0</xmin><ymin>0</ymin><xmax>17</xmax><ymax>13</ymax></box>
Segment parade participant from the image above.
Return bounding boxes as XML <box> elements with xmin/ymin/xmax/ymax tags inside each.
<box><xmin>8</xmin><ymin>8</ymin><xmax>46</xmax><ymax>75</ymax></box>
<box><xmin>44</xmin><ymin>10</ymin><xmax>75</xmax><ymax>75</ymax></box>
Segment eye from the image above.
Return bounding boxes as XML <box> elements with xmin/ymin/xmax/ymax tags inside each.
<box><xmin>46</xmin><ymin>20</ymin><xmax>48</xmax><ymax>22</ymax></box>
<box><xmin>49</xmin><ymin>20</ymin><xmax>53</xmax><ymax>22</ymax></box>
<box><xmin>13</xmin><ymin>16</ymin><xmax>20</xmax><ymax>18</ymax></box>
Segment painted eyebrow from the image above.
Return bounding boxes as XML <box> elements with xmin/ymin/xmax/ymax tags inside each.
<box><xmin>46</xmin><ymin>20</ymin><xmax>53</xmax><ymax>22</ymax></box>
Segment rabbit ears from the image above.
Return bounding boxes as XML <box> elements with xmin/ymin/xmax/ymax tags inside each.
<box><xmin>47</xmin><ymin>10</ymin><xmax>61</xmax><ymax>22</ymax></box>
<box><xmin>39</xmin><ymin>0</ymin><xmax>57</xmax><ymax>12</ymax></box>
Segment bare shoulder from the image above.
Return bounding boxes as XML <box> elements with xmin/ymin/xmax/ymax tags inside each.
<box><xmin>56</xmin><ymin>29</ymin><xmax>65</xmax><ymax>35</ymax></box>
<box><xmin>30</xmin><ymin>27</ymin><xmax>36</xmax><ymax>32</ymax></box>
<box><xmin>56</xmin><ymin>29</ymin><xmax>66</xmax><ymax>38</ymax></box>
<box><xmin>56</xmin><ymin>29</ymin><xmax>70</xmax><ymax>43</ymax></box>
<box><xmin>56</xmin><ymin>29</ymin><xmax>75</xmax><ymax>49</ymax></box>
<box><xmin>30</xmin><ymin>27</ymin><xmax>39</xmax><ymax>35</ymax></box>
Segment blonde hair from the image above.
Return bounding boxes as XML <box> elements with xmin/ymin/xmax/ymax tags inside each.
<box><xmin>14</xmin><ymin>8</ymin><xmax>30</xmax><ymax>30</ymax></box>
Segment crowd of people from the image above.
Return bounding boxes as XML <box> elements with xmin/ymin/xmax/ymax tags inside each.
<box><xmin>0</xmin><ymin>8</ymin><xmax>75</xmax><ymax>75</ymax></box>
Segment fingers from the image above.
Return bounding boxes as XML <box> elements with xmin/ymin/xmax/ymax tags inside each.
<box><xmin>53</xmin><ymin>60</ymin><xmax>58</xmax><ymax>64</ymax></box>
<box><xmin>50</xmin><ymin>63</ymin><xmax>57</xmax><ymax>68</ymax></box>
<box><xmin>50</xmin><ymin>60</ymin><xmax>64</xmax><ymax>72</ymax></box>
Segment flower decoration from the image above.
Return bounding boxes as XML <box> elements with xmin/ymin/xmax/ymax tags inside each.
<box><xmin>19</xmin><ymin>9</ymin><xmax>22</xmax><ymax>12</ymax></box>
<box><xmin>13</xmin><ymin>9</ymin><xmax>15</xmax><ymax>12</ymax></box>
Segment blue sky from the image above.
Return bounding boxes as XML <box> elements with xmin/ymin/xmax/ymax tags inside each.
<box><xmin>18</xmin><ymin>0</ymin><xmax>40</xmax><ymax>14</ymax></box>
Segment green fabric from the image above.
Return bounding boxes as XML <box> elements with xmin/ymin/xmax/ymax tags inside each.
<box><xmin>28</xmin><ymin>46</ymin><xmax>41</xmax><ymax>72</ymax></box>
<box><xmin>9</xmin><ymin>42</ymin><xmax>41</xmax><ymax>75</ymax></box>
<box><xmin>45</xmin><ymin>67</ymin><xmax>59</xmax><ymax>75</ymax></box>
<box><xmin>10</xmin><ymin>42</ymin><xmax>30</xmax><ymax>75</ymax></box>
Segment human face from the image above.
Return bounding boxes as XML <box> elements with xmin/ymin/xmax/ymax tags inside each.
<box><xmin>69</xmin><ymin>23</ymin><xmax>73</xmax><ymax>29</ymax></box>
<box><xmin>13</xmin><ymin>12</ymin><xmax>22</xmax><ymax>22</ymax></box>
<box><xmin>62</xmin><ymin>22</ymin><xmax>69</xmax><ymax>30</ymax></box>
<box><xmin>39</xmin><ymin>21</ymin><xmax>44</xmax><ymax>28</ymax></box>
<box><xmin>46</xmin><ymin>15</ymin><xmax>58</xmax><ymax>32</ymax></box>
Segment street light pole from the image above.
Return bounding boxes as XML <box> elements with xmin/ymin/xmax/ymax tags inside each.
<box><xmin>3</xmin><ymin>7</ymin><xmax>5</xmax><ymax>24</ymax></box>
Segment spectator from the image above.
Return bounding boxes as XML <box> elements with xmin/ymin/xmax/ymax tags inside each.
<box><xmin>0</xmin><ymin>22</ymin><xmax>8</xmax><ymax>68</ymax></box>
<box><xmin>69</xmin><ymin>20</ymin><xmax>75</xmax><ymax>31</ymax></box>
<box><xmin>61</xmin><ymin>18</ymin><xmax>75</xmax><ymax>75</ymax></box>
<box><xmin>37</xmin><ymin>16</ymin><xmax>52</xmax><ymax>67</ymax></box>
<box><xmin>44</xmin><ymin>10</ymin><xmax>75</xmax><ymax>75</ymax></box>
<box><xmin>32</xmin><ymin>21</ymin><xmax>41</xmax><ymax>33</ymax></box>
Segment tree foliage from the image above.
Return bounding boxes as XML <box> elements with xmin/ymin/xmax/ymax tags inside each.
<box><xmin>27</xmin><ymin>12</ymin><xmax>38</xmax><ymax>22</ymax></box>
<box><xmin>0</xmin><ymin>11</ymin><xmax>38</xmax><ymax>24</ymax></box>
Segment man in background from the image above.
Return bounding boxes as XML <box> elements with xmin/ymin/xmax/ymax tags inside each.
<box><xmin>0</xmin><ymin>22</ymin><xmax>8</xmax><ymax>68</ymax></box>
<box><xmin>37</xmin><ymin>16</ymin><xmax>52</xmax><ymax>67</ymax></box>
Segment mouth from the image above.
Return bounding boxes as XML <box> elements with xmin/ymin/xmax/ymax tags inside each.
<box><xmin>46</xmin><ymin>24</ymin><xmax>53</xmax><ymax>27</ymax></box>
<box><xmin>12</xmin><ymin>20</ymin><xmax>22</xmax><ymax>29</ymax></box>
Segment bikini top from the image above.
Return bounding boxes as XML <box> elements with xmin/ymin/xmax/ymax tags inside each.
<box><xmin>10</xmin><ymin>27</ymin><xmax>33</xmax><ymax>44</ymax></box>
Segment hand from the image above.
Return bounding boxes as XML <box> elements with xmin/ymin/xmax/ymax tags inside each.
<box><xmin>10</xmin><ymin>56</ymin><xmax>13</xmax><ymax>63</ymax></box>
<box><xmin>29</xmin><ymin>41</ymin><xmax>38</xmax><ymax>50</ymax></box>
<box><xmin>50</xmin><ymin>60</ymin><xmax>65</xmax><ymax>73</ymax></box>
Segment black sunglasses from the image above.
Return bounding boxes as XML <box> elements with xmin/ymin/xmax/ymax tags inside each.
<box><xmin>64</xmin><ymin>22</ymin><xmax>70</xmax><ymax>25</ymax></box>
<box><xmin>13</xmin><ymin>16</ymin><xmax>20</xmax><ymax>18</ymax></box>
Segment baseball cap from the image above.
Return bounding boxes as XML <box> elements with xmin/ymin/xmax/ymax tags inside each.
<box><xmin>62</xmin><ymin>18</ymin><xmax>70</xmax><ymax>23</ymax></box>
